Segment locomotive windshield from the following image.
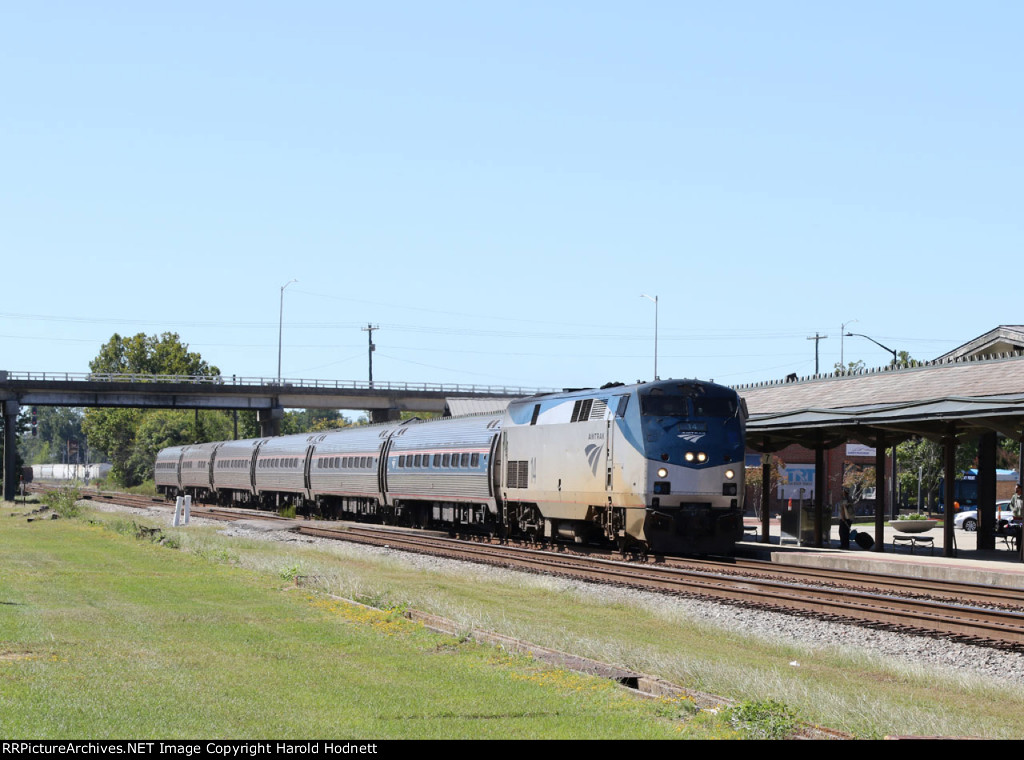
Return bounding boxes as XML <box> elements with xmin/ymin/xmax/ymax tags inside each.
<box><xmin>692</xmin><ymin>397</ymin><xmax>738</xmax><ymax>418</ymax></box>
<box><xmin>640</xmin><ymin>395</ymin><xmax>690</xmax><ymax>417</ymax></box>
<box><xmin>640</xmin><ymin>385</ymin><xmax>739</xmax><ymax>418</ymax></box>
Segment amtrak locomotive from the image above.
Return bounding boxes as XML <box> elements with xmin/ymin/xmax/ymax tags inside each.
<box><xmin>155</xmin><ymin>379</ymin><xmax>747</xmax><ymax>554</ymax></box>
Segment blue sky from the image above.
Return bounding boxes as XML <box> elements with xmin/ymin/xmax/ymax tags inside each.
<box><xmin>3</xmin><ymin>2</ymin><xmax>1021</xmax><ymax>395</ymax></box>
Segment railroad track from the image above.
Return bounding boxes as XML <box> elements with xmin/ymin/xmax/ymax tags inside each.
<box><xmin>34</xmin><ymin>484</ymin><xmax>1024</xmax><ymax>650</ymax></box>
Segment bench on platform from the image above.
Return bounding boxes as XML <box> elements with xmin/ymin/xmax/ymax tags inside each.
<box><xmin>893</xmin><ymin>534</ymin><xmax>934</xmax><ymax>555</ymax></box>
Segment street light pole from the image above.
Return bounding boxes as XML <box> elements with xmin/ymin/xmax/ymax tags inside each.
<box><xmin>641</xmin><ymin>294</ymin><xmax>658</xmax><ymax>381</ymax></box>
<box><xmin>840</xmin><ymin>319</ymin><xmax>858</xmax><ymax>368</ymax></box>
<box><xmin>845</xmin><ymin>332</ymin><xmax>897</xmax><ymax>367</ymax></box>
<box><xmin>278</xmin><ymin>279</ymin><xmax>297</xmax><ymax>384</ymax></box>
<box><xmin>845</xmin><ymin>330</ymin><xmax>900</xmax><ymax>519</ymax></box>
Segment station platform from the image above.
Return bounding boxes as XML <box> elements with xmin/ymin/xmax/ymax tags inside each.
<box><xmin>737</xmin><ymin>519</ymin><xmax>1024</xmax><ymax>591</ymax></box>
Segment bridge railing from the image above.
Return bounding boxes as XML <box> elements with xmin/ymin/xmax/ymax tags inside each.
<box><xmin>0</xmin><ymin>371</ymin><xmax>552</xmax><ymax>397</ymax></box>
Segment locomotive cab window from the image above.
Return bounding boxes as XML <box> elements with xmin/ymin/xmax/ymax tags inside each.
<box><xmin>640</xmin><ymin>392</ymin><xmax>689</xmax><ymax>417</ymax></box>
<box><xmin>692</xmin><ymin>397</ymin><xmax>738</xmax><ymax>417</ymax></box>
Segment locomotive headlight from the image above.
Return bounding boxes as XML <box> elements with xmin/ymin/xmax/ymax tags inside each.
<box><xmin>697</xmin><ymin>452</ymin><xmax>707</xmax><ymax>462</ymax></box>
<box><xmin>657</xmin><ymin>467</ymin><xmax>668</xmax><ymax>478</ymax></box>
<box><xmin>725</xmin><ymin>469</ymin><xmax>735</xmax><ymax>480</ymax></box>
<box><xmin>684</xmin><ymin>452</ymin><xmax>695</xmax><ymax>462</ymax></box>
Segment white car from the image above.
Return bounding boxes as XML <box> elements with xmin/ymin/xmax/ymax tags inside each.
<box><xmin>953</xmin><ymin>500</ymin><xmax>1014</xmax><ymax>532</ymax></box>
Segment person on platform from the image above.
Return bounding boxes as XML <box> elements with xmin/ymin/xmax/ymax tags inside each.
<box><xmin>1010</xmin><ymin>484</ymin><xmax>1023</xmax><ymax>520</ymax></box>
<box><xmin>839</xmin><ymin>489</ymin><xmax>853</xmax><ymax>550</ymax></box>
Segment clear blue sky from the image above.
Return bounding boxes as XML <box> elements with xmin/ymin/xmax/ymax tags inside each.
<box><xmin>3</xmin><ymin>2</ymin><xmax>1021</xmax><ymax>394</ymax></box>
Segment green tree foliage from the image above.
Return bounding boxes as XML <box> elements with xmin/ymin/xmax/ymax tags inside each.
<box><xmin>896</xmin><ymin>436</ymin><xmax>979</xmax><ymax>509</ymax></box>
<box><xmin>896</xmin><ymin>350</ymin><xmax>921</xmax><ymax>368</ymax></box>
<box><xmin>90</xmin><ymin>332</ymin><xmax>219</xmax><ymax>377</ymax></box>
<box><xmin>19</xmin><ymin>407</ymin><xmax>88</xmax><ymax>465</ymax></box>
<box><xmin>833</xmin><ymin>359</ymin><xmax>866</xmax><ymax>376</ymax></box>
<box><xmin>280</xmin><ymin>409</ymin><xmax>359</xmax><ymax>435</ymax></box>
<box><xmin>82</xmin><ymin>333</ymin><xmax>227</xmax><ymax>486</ymax></box>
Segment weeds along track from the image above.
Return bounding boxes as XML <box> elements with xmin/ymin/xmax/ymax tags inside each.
<box><xmin>289</xmin><ymin>523</ymin><xmax>1024</xmax><ymax>651</ymax></box>
<box><xmin>47</xmin><ymin>485</ymin><xmax>1024</xmax><ymax>652</ymax></box>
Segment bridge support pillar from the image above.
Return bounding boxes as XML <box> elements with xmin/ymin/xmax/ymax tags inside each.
<box><xmin>3</xmin><ymin>400</ymin><xmax>20</xmax><ymax>502</ymax></box>
<box><xmin>370</xmin><ymin>408</ymin><xmax>402</xmax><ymax>424</ymax></box>
<box><xmin>257</xmin><ymin>407</ymin><xmax>284</xmax><ymax>437</ymax></box>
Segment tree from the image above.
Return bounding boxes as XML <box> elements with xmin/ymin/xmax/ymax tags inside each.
<box><xmin>745</xmin><ymin>455</ymin><xmax>785</xmax><ymax>519</ymax></box>
<box><xmin>896</xmin><ymin>436</ymin><xmax>978</xmax><ymax>510</ymax></box>
<box><xmin>90</xmin><ymin>332</ymin><xmax>219</xmax><ymax>377</ymax></box>
<box><xmin>280</xmin><ymin>409</ymin><xmax>359</xmax><ymax>435</ymax></box>
<box><xmin>83</xmin><ymin>333</ymin><xmax>225</xmax><ymax>486</ymax></box>
<box><xmin>842</xmin><ymin>463</ymin><xmax>876</xmax><ymax>509</ymax></box>
<box><xmin>896</xmin><ymin>350</ymin><xmax>921</xmax><ymax>368</ymax></box>
<box><xmin>18</xmin><ymin>407</ymin><xmax>87</xmax><ymax>465</ymax></box>
<box><xmin>833</xmin><ymin>360</ymin><xmax>865</xmax><ymax>376</ymax></box>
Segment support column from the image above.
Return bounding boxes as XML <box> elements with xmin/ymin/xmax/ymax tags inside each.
<box><xmin>814</xmin><ymin>443</ymin><xmax>825</xmax><ymax>547</ymax></box>
<box><xmin>977</xmin><ymin>432</ymin><xmax>997</xmax><ymax>551</ymax></box>
<box><xmin>257</xmin><ymin>407</ymin><xmax>284</xmax><ymax>437</ymax></box>
<box><xmin>760</xmin><ymin>454</ymin><xmax>771</xmax><ymax>544</ymax></box>
<box><xmin>874</xmin><ymin>431</ymin><xmax>887</xmax><ymax>552</ymax></box>
<box><xmin>3</xmin><ymin>400</ymin><xmax>20</xmax><ymax>502</ymax></box>
<box><xmin>943</xmin><ymin>430</ymin><xmax>957</xmax><ymax>558</ymax></box>
<box><xmin>370</xmin><ymin>408</ymin><xmax>402</xmax><ymax>424</ymax></box>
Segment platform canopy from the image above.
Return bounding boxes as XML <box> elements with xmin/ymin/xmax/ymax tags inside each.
<box><xmin>736</xmin><ymin>352</ymin><xmax>1024</xmax><ymax>451</ymax></box>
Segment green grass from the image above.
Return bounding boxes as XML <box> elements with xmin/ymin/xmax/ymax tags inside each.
<box><xmin>7</xmin><ymin>501</ymin><xmax>1023</xmax><ymax>739</ymax></box>
<box><xmin>0</xmin><ymin>504</ymin><xmax>732</xmax><ymax>740</ymax></box>
<box><xmin>161</xmin><ymin>515</ymin><xmax>1024</xmax><ymax>739</ymax></box>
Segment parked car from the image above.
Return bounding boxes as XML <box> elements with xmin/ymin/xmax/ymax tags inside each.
<box><xmin>953</xmin><ymin>500</ymin><xmax>1013</xmax><ymax>532</ymax></box>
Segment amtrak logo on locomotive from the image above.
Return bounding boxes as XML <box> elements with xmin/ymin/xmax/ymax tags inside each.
<box><xmin>584</xmin><ymin>444</ymin><xmax>602</xmax><ymax>476</ymax></box>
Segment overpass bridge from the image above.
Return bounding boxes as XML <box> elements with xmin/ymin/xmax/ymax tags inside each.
<box><xmin>7</xmin><ymin>357</ymin><xmax>1024</xmax><ymax>562</ymax></box>
<box><xmin>0</xmin><ymin>370</ymin><xmax>552</xmax><ymax>500</ymax></box>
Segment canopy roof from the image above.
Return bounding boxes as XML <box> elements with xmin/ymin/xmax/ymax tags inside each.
<box><xmin>736</xmin><ymin>352</ymin><xmax>1024</xmax><ymax>451</ymax></box>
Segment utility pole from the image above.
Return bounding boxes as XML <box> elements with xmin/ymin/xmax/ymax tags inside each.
<box><xmin>362</xmin><ymin>324</ymin><xmax>378</xmax><ymax>388</ymax></box>
<box><xmin>640</xmin><ymin>294</ymin><xmax>659</xmax><ymax>381</ymax></box>
<box><xmin>806</xmin><ymin>333</ymin><xmax>828</xmax><ymax>375</ymax></box>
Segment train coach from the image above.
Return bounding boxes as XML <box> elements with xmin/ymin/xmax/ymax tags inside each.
<box><xmin>156</xmin><ymin>379</ymin><xmax>747</xmax><ymax>554</ymax></box>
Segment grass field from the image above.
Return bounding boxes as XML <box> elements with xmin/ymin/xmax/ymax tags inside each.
<box><xmin>4</xmin><ymin>500</ymin><xmax>1024</xmax><ymax>739</ymax></box>
<box><xmin>0</xmin><ymin>502</ymin><xmax>740</xmax><ymax>740</ymax></box>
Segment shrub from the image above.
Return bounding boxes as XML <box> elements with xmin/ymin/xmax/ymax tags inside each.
<box><xmin>725</xmin><ymin>698</ymin><xmax>798</xmax><ymax>740</ymax></box>
<box><xmin>41</xmin><ymin>486</ymin><xmax>82</xmax><ymax>518</ymax></box>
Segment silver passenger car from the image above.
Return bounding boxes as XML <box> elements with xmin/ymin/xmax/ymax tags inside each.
<box><xmin>385</xmin><ymin>414</ymin><xmax>502</xmax><ymax>510</ymax></box>
<box><xmin>179</xmin><ymin>442</ymin><xmax>223</xmax><ymax>499</ymax></box>
<box><xmin>307</xmin><ymin>423</ymin><xmax>399</xmax><ymax>504</ymax></box>
<box><xmin>155</xmin><ymin>446</ymin><xmax>187</xmax><ymax>495</ymax></box>
<box><xmin>212</xmin><ymin>437</ymin><xmax>268</xmax><ymax>501</ymax></box>
<box><xmin>253</xmin><ymin>434</ymin><xmax>310</xmax><ymax>500</ymax></box>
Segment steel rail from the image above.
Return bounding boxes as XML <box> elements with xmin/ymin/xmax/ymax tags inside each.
<box><xmin>292</xmin><ymin>523</ymin><xmax>1024</xmax><ymax>648</ymax></box>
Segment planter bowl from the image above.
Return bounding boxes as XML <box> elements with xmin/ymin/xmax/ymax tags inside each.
<box><xmin>890</xmin><ymin>519</ymin><xmax>937</xmax><ymax>533</ymax></box>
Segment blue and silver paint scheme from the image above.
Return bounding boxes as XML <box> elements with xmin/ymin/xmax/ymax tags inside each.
<box><xmin>156</xmin><ymin>378</ymin><xmax>747</xmax><ymax>554</ymax></box>
<box><xmin>503</xmin><ymin>379</ymin><xmax>745</xmax><ymax>553</ymax></box>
